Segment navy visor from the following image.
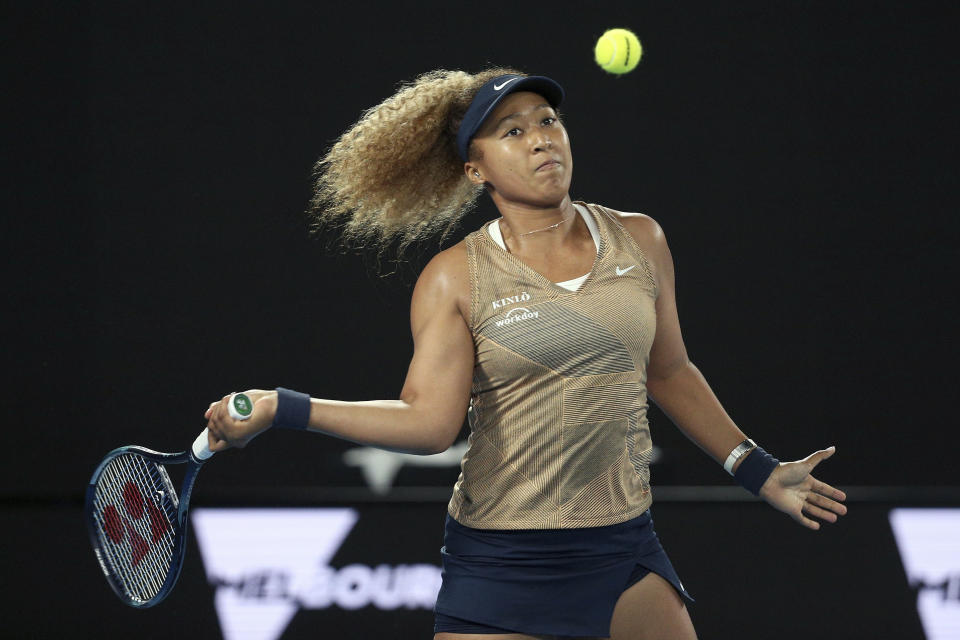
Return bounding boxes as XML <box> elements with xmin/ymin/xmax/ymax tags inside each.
<box><xmin>456</xmin><ymin>74</ymin><xmax>565</xmax><ymax>162</ymax></box>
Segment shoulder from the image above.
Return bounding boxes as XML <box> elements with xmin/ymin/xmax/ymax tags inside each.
<box><xmin>597</xmin><ymin>206</ymin><xmax>665</xmax><ymax>249</ymax></box>
<box><xmin>594</xmin><ymin>205</ymin><xmax>669</xmax><ymax>265</ymax></box>
<box><xmin>419</xmin><ymin>239</ymin><xmax>469</xmax><ymax>285</ymax></box>
<box><xmin>414</xmin><ymin>239</ymin><xmax>471</xmax><ymax>319</ymax></box>
<box><xmin>591</xmin><ymin>205</ymin><xmax>673</xmax><ymax>293</ymax></box>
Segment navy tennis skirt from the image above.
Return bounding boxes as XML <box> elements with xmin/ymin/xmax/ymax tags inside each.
<box><xmin>434</xmin><ymin>509</ymin><xmax>693</xmax><ymax>637</ymax></box>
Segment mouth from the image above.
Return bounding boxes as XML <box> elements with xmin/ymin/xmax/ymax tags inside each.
<box><xmin>535</xmin><ymin>159</ymin><xmax>561</xmax><ymax>172</ymax></box>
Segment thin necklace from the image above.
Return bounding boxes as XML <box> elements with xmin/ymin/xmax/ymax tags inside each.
<box><xmin>515</xmin><ymin>211</ymin><xmax>575</xmax><ymax>236</ymax></box>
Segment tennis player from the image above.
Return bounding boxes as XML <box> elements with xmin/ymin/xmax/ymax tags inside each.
<box><xmin>205</xmin><ymin>68</ymin><xmax>847</xmax><ymax>640</ymax></box>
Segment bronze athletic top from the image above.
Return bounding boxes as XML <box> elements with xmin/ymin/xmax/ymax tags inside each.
<box><xmin>447</xmin><ymin>202</ymin><xmax>660</xmax><ymax>530</ymax></box>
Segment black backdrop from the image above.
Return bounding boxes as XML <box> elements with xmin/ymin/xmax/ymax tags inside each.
<box><xmin>4</xmin><ymin>2</ymin><xmax>957</xmax><ymax>638</ymax></box>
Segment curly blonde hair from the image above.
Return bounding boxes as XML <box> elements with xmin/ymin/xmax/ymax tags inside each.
<box><xmin>309</xmin><ymin>67</ymin><xmax>524</xmax><ymax>254</ymax></box>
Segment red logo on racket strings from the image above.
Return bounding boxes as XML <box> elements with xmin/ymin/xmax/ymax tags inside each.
<box><xmin>101</xmin><ymin>482</ymin><xmax>170</xmax><ymax>565</ymax></box>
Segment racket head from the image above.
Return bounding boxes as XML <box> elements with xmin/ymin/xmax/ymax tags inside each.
<box><xmin>84</xmin><ymin>445</ymin><xmax>194</xmax><ymax>607</ymax></box>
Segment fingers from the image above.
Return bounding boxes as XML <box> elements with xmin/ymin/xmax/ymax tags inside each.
<box><xmin>795</xmin><ymin>512</ymin><xmax>821</xmax><ymax>530</ymax></box>
<box><xmin>808</xmin><ymin>482</ymin><xmax>848</xmax><ymax>513</ymax></box>
<box><xmin>764</xmin><ymin>447</ymin><xmax>846</xmax><ymax>531</ymax></box>
<box><xmin>206</xmin><ymin>428</ymin><xmax>228</xmax><ymax>453</ymax></box>
<box><xmin>204</xmin><ymin>393</ymin><xmax>262</xmax><ymax>452</ymax></box>
<box><xmin>793</xmin><ymin>479</ymin><xmax>848</xmax><ymax>530</ymax></box>
<box><xmin>811</xmin><ymin>478</ymin><xmax>847</xmax><ymax>502</ymax></box>
<box><xmin>205</xmin><ymin>394</ymin><xmax>232</xmax><ymax>448</ymax></box>
<box><xmin>803</xmin><ymin>445</ymin><xmax>836</xmax><ymax>471</ymax></box>
<box><xmin>802</xmin><ymin>502</ymin><xmax>838</xmax><ymax>523</ymax></box>
<box><xmin>806</xmin><ymin>490</ymin><xmax>848</xmax><ymax>516</ymax></box>
<box><xmin>209</xmin><ymin>437</ymin><xmax>231</xmax><ymax>453</ymax></box>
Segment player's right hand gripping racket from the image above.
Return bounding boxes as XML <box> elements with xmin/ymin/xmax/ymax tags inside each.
<box><xmin>83</xmin><ymin>392</ymin><xmax>253</xmax><ymax>607</ymax></box>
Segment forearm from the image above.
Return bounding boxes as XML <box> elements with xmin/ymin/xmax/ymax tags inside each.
<box><xmin>646</xmin><ymin>361</ymin><xmax>750</xmax><ymax>468</ymax></box>
<box><xmin>255</xmin><ymin>389</ymin><xmax>460</xmax><ymax>455</ymax></box>
<box><xmin>303</xmin><ymin>397</ymin><xmax>457</xmax><ymax>455</ymax></box>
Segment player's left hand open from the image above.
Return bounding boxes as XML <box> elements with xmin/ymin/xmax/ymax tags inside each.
<box><xmin>758</xmin><ymin>446</ymin><xmax>847</xmax><ymax>530</ymax></box>
<box><xmin>204</xmin><ymin>389</ymin><xmax>277</xmax><ymax>451</ymax></box>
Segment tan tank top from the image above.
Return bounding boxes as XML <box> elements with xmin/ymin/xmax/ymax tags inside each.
<box><xmin>447</xmin><ymin>202</ymin><xmax>659</xmax><ymax>530</ymax></box>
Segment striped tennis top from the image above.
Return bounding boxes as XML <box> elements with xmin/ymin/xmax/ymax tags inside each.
<box><xmin>447</xmin><ymin>202</ymin><xmax>660</xmax><ymax>530</ymax></box>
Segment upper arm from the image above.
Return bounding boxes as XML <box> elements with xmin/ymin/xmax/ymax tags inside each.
<box><xmin>618</xmin><ymin>212</ymin><xmax>690</xmax><ymax>382</ymax></box>
<box><xmin>398</xmin><ymin>243</ymin><xmax>475</xmax><ymax>450</ymax></box>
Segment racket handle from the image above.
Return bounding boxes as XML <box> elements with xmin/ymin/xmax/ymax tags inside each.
<box><xmin>193</xmin><ymin>393</ymin><xmax>253</xmax><ymax>460</ymax></box>
<box><xmin>193</xmin><ymin>428</ymin><xmax>214</xmax><ymax>461</ymax></box>
<box><xmin>228</xmin><ymin>392</ymin><xmax>254</xmax><ymax>421</ymax></box>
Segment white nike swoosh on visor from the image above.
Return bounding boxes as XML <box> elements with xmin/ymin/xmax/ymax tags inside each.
<box><xmin>494</xmin><ymin>78</ymin><xmax>520</xmax><ymax>91</ymax></box>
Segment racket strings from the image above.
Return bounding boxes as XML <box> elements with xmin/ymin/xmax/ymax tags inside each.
<box><xmin>92</xmin><ymin>453</ymin><xmax>179</xmax><ymax>603</ymax></box>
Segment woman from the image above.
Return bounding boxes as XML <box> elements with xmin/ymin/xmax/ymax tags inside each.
<box><xmin>204</xmin><ymin>68</ymin><xmax>847</xmax><ymax>640</ymax></box>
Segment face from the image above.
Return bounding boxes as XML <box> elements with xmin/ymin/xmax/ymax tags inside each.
<box><xmin>465</xmin><ymin>91</ymin><xmax>573</xmax><ymax>207</ymax></box>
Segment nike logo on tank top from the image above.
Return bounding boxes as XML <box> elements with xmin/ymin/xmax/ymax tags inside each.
<box><xmin>449</xmin><ymin>202</ymin><xmax>659</xmax><ymax>529</ymax></box>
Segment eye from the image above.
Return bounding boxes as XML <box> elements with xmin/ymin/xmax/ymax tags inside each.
<box><xmin>542</xmin><ymin>117</ymin><xmax>556</xmax><ymax>126</ymax></box>
<box><xmin>504</xmin><ymin>127</ymin><xmax>522</xmax><ymax>137</ymax></box>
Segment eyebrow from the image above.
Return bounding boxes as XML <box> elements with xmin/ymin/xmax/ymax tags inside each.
<box><xmin>491</xmin><ymin>103</ymin><xmax>553</xmax><ymax>131</ymax></box>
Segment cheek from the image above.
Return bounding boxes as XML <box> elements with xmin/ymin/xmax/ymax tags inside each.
<box><xmin>486</xmin><ymin>146</ymin><xmax>526</xmax><ymax>181</ymax></box>
<box><xmin>559</xmin><ymin>129</ymin><xmax>572</xmax><ymax>154</ymax></box>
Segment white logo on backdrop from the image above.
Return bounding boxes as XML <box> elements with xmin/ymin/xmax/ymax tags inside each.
<box><xmin>342</xmin><ymin>441</ymin><xmax>468</xmax><ymax>494</ymax></box>
<box><xmin>192</xmin><ymin>508</ymin><xmax>442</xmax><ymax>640</ymax></box>
<box><xmin>889</xmin><ymin>508</ymin><xmax>960</xmax><ymax>639</ymax></box>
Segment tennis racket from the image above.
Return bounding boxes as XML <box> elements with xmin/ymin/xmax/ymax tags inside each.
<box><xmin>83</xmin><ymin>392</ymin><xmax>253</xmax><ymax>607</ymax></box>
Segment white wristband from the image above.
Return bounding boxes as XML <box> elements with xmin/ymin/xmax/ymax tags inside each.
<box><xmin>723</xmin><ymin>438</ymin><xmax>757</xmax><ymax>475</ymax></box>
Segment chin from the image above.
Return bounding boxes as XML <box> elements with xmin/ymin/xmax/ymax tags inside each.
<box><xmin>539</xmin><ymin>181</ymin><xmax>573</xmax><ymax>204</ymax></box>
<box><xmin>491</xmin><ymin>177</ymin><xmax>572</xmax><ymax>208</ymax></box>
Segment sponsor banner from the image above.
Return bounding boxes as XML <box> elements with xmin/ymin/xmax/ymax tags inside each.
<box><xmin>192</xmin><ymin>508</ymin><xmax>442</xmax><ymax>640</ymax></box>
<box><xmin>889</xmin><ymin>508</ymin><xmax>960</xmax><ymax>639</ymax></box>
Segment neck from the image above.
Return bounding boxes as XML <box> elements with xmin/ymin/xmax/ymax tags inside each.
<box><xmin>496</xmin><ymin>197</ymin><xmax>578</xmax><ymax>246</ymax></box>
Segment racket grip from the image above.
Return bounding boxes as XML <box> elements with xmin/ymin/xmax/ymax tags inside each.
<box><xmin>192</xmin><ymin>428</ymin><xmax>215</xmax><ymax>461</ymax></box>
<box><xmin>228</xmin><ymin>392</ymin><xmax>254</xmax><ymax>421</ymax></box>
<box><xmin>192</xmin><ymin>394</ymin><xmax>251</xmax><ymax>460</ymax></box>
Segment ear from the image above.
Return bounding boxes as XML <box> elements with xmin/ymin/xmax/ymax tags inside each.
<box><xmin>464</xmin><ymin>162</ymin><xmax>485</xmax><ymax>186</ymax></box>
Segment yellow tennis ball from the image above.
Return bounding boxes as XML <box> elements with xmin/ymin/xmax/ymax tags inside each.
<box><xmin>594</xmin><ymin>28</ymin><xmax>642</xmax><ymax>74</ymax></box>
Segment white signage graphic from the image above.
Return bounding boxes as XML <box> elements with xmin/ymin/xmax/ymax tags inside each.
<box><xmin>342</xmin><ymin>441</ymin><xmax>468</xmax><ymax>494</ymax></box>
<box><xmin>192</xmin><ymin>508</ymin><xmax>442</xmax><ymax>640</ymax></box>
<box><xmin>889</xmin><ymin>508</ymin><xmax>960</xmax><ymax>639</ymax></box>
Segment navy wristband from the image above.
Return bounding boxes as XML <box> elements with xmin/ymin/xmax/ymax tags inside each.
<box><xmin>272</xmin><ymin>387</ymin><xmax>311</xmax><ymax>430</ymax></box>
<box><xmin>733</xmin><ymin>446</ymin><xmax>780</xmax><ymax>496</ymax></box>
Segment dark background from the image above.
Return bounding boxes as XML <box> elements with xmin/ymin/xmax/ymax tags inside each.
<box><xmin>4</xmin><ymin>1</ymin><xmax>957</xmax><ymax>638</ymax></box>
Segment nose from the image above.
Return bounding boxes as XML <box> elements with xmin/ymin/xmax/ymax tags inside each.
<box><xmin>532</xmin><ymin>131</ymin><xmax>553</xmax><ymax>152</ymax></box>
